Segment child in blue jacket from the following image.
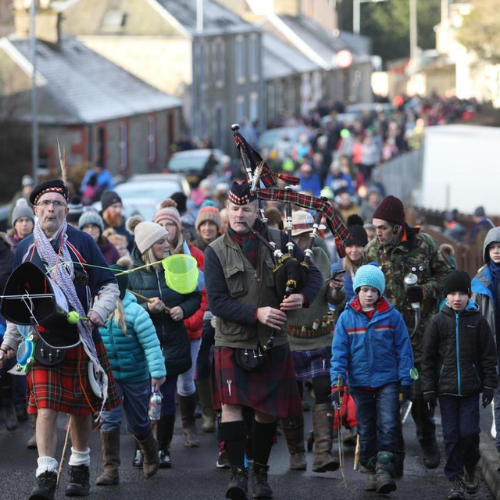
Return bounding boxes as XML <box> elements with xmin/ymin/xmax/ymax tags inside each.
<box><xmin>331</xmin><ymin>264</ymin><xmax>414</xmax><ymax>495</ymax></box>
<box><xmin>97</xmin><ymin>260</ymin><xmax>166</xmax><ymax>485</ymax></box>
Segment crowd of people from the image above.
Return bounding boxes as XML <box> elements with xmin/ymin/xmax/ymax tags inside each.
<box><xmin>0</xmin><ymin>94</ymin><xmax>496</xmax><ymax>500</ymax></box>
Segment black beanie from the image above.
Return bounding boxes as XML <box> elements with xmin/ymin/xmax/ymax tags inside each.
<box><xmin>101</xmin><ymin>190</ymin><xmax>122</xmax><ymax>213</ymax></box>
<box><xmin>442</xmin><ymin>270</ymin><xmax>471</xmax><ymax>297</ymax></box>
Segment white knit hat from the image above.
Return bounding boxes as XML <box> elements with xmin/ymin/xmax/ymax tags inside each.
<box><xmin>126</xmin><ymin>215</ymin><xmax>168</xmax><ymax>254</ymax></box>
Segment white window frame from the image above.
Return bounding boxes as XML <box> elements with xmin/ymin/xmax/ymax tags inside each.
<box><xmin>249</xmin><ymin>34</ymin><xmax>259</xmax><ymax>82</ymax></box>
<box><xmin>236</xmin><ymin>96</ymin><xmax>245</xmax><ymax>123</ymax></box>
<box><xmin>249</xmin><ymin>92</ymin><xmax>259</xmax><ymax>123</ymax></box>
<box><xmin>119</xmin><ymin>121</ymin><xmax>128</xmax><ymax>172</ymax></box>
<box><xmin>147</xmin><ymin>115</ymin><xmax>156</xmax><ymax>164</ymax></box>
<box><xmin>213</xmin><ymin>38</ymin><xmax>225</xmax><ymax>89</ymax></box>
<box><xmin>235</xmin><ymin>35</ymin><xmax>245</xmax><ymax>84</ymax></box>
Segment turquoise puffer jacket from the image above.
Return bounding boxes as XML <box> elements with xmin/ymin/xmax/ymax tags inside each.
<box><xmin>99</xmin><ymin>291</ymin><xmax>166</xmax><ymax>383</ymax></box>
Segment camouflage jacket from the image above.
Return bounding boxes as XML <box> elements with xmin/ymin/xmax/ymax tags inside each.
<box><xmin>364</xmin><ymin>225</ymin><xmax>450</xmax><ymax>361</ymax></box>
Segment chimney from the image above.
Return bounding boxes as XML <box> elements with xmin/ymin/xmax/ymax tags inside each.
<box><xmin>14</xmin><ymin>1</ymin><xmax>62</xmax><ymax>47</ymax></box>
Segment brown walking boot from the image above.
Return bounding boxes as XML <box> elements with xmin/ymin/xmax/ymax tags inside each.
<box><xmin>281</xmin><ymin>415</ymin><xmax>307</xmax><ymax>471</ymax></box>
<box><xmin>96</xmin><ymin>429</ymin><xmax>120</xmax><ymax>486</ymax></box>
<box><xmin>312</xmin><ymin>403</ymin><xmax>339</xmax><ymax>473</ymax></box>
<box><xmin>178</xmin><ymin>393</ymin><xmax>200</xmax><ymax>447</ymax></box>
<box><xmin>196</xmin><ymin>378</ymin><xmax>216</xmax><ymax>433</ymax></box>
<box><xmin>135</xmin><ymin>431</ymin><xmax>159</xmax><ymax>478</ymax></box>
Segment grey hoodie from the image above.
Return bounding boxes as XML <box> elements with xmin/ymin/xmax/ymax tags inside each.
<box><xmin>483</xmin><ymin>226</ymin><xmax>500</xmax><ymax>263</ymax></box>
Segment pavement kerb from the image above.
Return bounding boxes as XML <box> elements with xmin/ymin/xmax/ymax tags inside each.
<box><xmin>479</xmin><ymin>437</ymin><xmax>500</xmax><ymax>500</ymax></box>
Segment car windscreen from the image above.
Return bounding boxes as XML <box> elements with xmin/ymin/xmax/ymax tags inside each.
<box><xmin>167</xmin><ymin>156</ymin><xmax>206</xmax><ymax>172</ymax></box>
<box><xmin>116</xmin><ymin>180</ymin><xmax>180</xmax><ymax>201</ymax></box>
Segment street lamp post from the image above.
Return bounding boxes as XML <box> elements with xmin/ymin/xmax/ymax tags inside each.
<box><xmin>28</xmin><ymin>0</ymin><xmax>38</xmax><ymax>185</ymax></box>
<box><xmin>353</xmin><ymin>0</ymin><xmax>387</xmax><ymax>35</ymax></box>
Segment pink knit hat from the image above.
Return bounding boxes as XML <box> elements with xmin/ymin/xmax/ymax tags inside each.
<box><xmin>154</xmin><ymin>199</ymin><xmax>182</xmax><ymax>230</ymax></box>
<box><xmin>196</xmin><ymin>205</ymin><xmax>221</xmax><ymax>232</ymax></box>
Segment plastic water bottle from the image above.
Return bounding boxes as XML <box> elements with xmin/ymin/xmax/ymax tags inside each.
<box><xmin>148</xmin><ymin>388</ymin><xmax>162</xmax><ymax>421</ymax></box>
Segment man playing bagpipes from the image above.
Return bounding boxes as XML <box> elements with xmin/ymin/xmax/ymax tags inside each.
<box><xmin>0</xmin><ymin>179</ymin><xmax>120</xmax><ymax>500</ymax></box>
<box><xmin>204</xmin><ymin>181</ymin><xmax>323</xmax><ymax>500</ymax></box>
<box><xmin>203</xmin><ymin>125</ymin><xmax>351</xmax><ymax>500</ymax></box>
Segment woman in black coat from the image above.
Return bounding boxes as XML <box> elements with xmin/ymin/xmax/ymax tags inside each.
<box><xmin>126</xmin><ymin>216</ymin><xmax>201</xmax><ymax>468</ymax></box>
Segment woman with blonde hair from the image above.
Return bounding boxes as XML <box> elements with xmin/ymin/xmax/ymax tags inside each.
<box><xmin>154</xmin><ymin>200</ymin><xmax>211</xmax><ymax>440</ymax></box>
<box><xmin>126</xmin><ymin>216</ymin><xmax>201</xmax><ymax>468</ymax></box>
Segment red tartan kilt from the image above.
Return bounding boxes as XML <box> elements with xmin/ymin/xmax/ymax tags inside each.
<box><xmin>211</xmin><ymin>343</ymin><xmax>302</xmax><ymax>418</ymax></box>
<box><xmin>26</xmin><ymin>340</ymin><xmax>120</xmax><ymax>416</ymax></box>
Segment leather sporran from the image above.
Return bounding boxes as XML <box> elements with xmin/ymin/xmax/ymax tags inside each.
<box><xmin>34</xmin><ymin>339</ymin><xmax>67</xmax><ymax>367</ymax></box>
<box><xmin>234</xmin><ymin>347</ymin><xmax>265</xmax><ymax>372</ymax></box>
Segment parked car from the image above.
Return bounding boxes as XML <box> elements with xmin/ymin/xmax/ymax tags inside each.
<box><xmin>92</xmin><ymin>173</ymin><xmax>190</xmax><ymax>220</ymax></box>
<box><xmin>257</xmin><ymin>126</ymin><xmax>303</xmax><ymax>154</ymax></box>
<box><xmin>166</xmin><ymin>149</ymin><xmax>226</xmax><ymax>186</ymax></box>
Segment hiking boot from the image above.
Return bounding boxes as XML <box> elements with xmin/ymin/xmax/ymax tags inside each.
<box><xmin>312</xmin><ymin>404</ymin><xmax>339</xmax><ymax>473</ymax></box>
<box><xmin>464</xmin><ymin>466</ymin><xmax>479</xmax><ymax>494</ymax></box>
<box><xmin>447</xmin><ymin>477</ymin><xmax>466</xmax><ymax>500</ymax></box>
<box><xmin>96</xmin><ymin>429</ymin><xmax>120</xmax><ymax>486</ymax></box>
<box><xmin>375</xmin><ymin>452</ymin><xmax>396</xmax><ymax>495</ymax></box>
<box><xmin>421</xmin><ymin>439</ymin><xmax>440</xmax><ymax>469</ymax></box>
<box><xmin>216</xmin><ymin>450</ymin><xmax>230</xmax><ymax>469</ymax></box>
<box><xmin>28</xmin><ymin>471</ymin><xmax>57</xmax><ymax>500</ymax></box>
<box><xmin>132</xmin><ymin>449</ymin><xmax>143</xmax><ymax>468</ymax></box>
<box><xmin>158</xmin><ymin>449</ymin><xmax>172</xmax><ymax>469</ymax></box>
<box><xmin>225</xmin><ymin>466</ymin><xmax>248</xmax><ymax>500</ymax></box>
<box><xmin>252</xmin><ymin>463</ymin><xmax>273</xmax><ymax>499</ymax></box>
<box><xmin>65</xmin><ymin>465</ymin><xmax>90</xmax><ymax>497</ymax></box>
<box><xmin>361</xmin><ymin>463</ymin><xmax>377</xmax><ymax>492</ymax></box>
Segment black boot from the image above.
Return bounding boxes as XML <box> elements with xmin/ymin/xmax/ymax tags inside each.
<box><xmin>65</xmin><ymin>465</ymin><xmax>90</xmax><ymax>497</ymax></box>
<box><xmin>1</xmin><ymin>374</ymin><xmax>18</xmax><ymax>431</ymax></box>
<box><xmin>226</xmin><ymin>465</ymin><xmax>248</xmax><ymax>500</ymax></box>
<box><xmin>421</xmin><ymin>439</ymin><xmax>440</xmax><ymax>469</ymax></box>
<box><xmin>252</xmin><ymin>463</ymin><xmax>273</xmax><ymax>499</ymax></box>
<box><xmin>157</xmin><ymin>415</ymin><xmax>175</xmax><ymax>468</ymax></box>
<box><xmin>28</xmin><ymin>471</ymin><xmax>57</xmax><ymax>500</ymax></box>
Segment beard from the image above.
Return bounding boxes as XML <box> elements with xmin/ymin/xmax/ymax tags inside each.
<box><xmin>104</xmin><ymin>211</ymin><xmax>123</xmax><ymax>227</ymax></box>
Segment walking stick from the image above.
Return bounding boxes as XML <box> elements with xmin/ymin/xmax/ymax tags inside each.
<box><xmin>56</xmin><ymin>416</ymin><xmax>71</xmax><ymax>488</ymax></box>
<box><xmin>353</xmin><ymin>434</ymin><xmax>360</xmax><ymax>471</ymax></box>
<box><xmin>127</xmin><ymin>290</ymin><xmax>171</xmax><ymax>313</ymax></box>
<box><xmin>336</xmin><ymin>376</ymin><xmax>347</xmax><ymax>487</ymax></box>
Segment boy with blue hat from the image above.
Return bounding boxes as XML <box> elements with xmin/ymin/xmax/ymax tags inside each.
<box><xmin>330</xmin><ymin>263</ymin><xmax>414</xmax><ymax>494</ymax></box>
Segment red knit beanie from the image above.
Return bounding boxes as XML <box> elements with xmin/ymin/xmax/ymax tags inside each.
<box><xmin>372</xmin><ymin>195</ymin><xmax>406</xmax><ymax>226</ymax></box>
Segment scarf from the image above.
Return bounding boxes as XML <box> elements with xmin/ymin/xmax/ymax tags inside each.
<box><xmin>33</xmin><ymin>220</ymin><xmax>108</xmax><ymax>409</ymax></box>
<box><xmin>227</xmin><ymin>219</ymin><xmax>263</xmax><ymax>268</ymax></box>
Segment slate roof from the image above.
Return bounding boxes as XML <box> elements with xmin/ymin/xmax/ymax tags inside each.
<box><xmin>262</xmin><ymin>32</ymin><xmax>319</xmax><ymax>80</ymax></box>
<box><xmin>3</xmin><ymin>35</ymin><xmax>182</xmax><ymax>124</ymax></box>
<box><xmin>275</xmin><ymin>15</ymin><xmax>372</xmax><ymax>69</ymax></box>
<box><xmin>157</xmin><ymin>0</ymin><xmax>256</xmax><ymax>36</ymax></box>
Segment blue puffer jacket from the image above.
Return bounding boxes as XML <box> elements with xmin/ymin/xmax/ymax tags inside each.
<box><xmin>331</xmin><ymin>297</ymin><xmax>414</xmax><ymax>388</ymax></box>
<box><xmin>99</xmin><ymin>292</ymin><xmax>166</xmax><ymax>383</ymax></box>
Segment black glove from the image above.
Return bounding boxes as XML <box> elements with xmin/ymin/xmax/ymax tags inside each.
<box><xmin>406</xmin><ymin>285</ymin><xmax>424</xmax><ymax>303</ymax></box>
<box><xmin>423</xmin><ymin>391</ymin><xmax>437</xmax><ymax>411</ymax></box>
<box><xmin>399</xmin><ymin>384</ymin><xmax>412</xmax><ymax>403</ymax></box>
<box><xmin>482</xmin><ymin>387</ymin><xmax>494</xmax><ymax>408</ymax></box>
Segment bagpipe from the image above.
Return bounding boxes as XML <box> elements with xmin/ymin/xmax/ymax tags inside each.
<box><xmin>232</xmin><ymin>124</ymin><xmax>350</xmax><ymax>300</ymax></box>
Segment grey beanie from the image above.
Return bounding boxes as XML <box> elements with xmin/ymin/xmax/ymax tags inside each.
<box><xmin>11</xmin><ymin>199</ymin><xmax>34</xmax><ymax>225</ymax></box>
<box><xmin>78</xmin><ymin>210</ymin><xmax>104</xmax><ymax>233</ymax></box>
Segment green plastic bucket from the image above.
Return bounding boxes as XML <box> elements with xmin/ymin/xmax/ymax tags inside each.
<box><xmin>162</xmin><ymin>254</ymin><xmax>199</xmax><ymax>294</ymax></box>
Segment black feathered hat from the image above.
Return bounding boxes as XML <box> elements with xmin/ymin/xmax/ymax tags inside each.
<box><xmin>228</xmin><ymin>181</ymin><xmax>257</xmax><ymax>206</ymax></box>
